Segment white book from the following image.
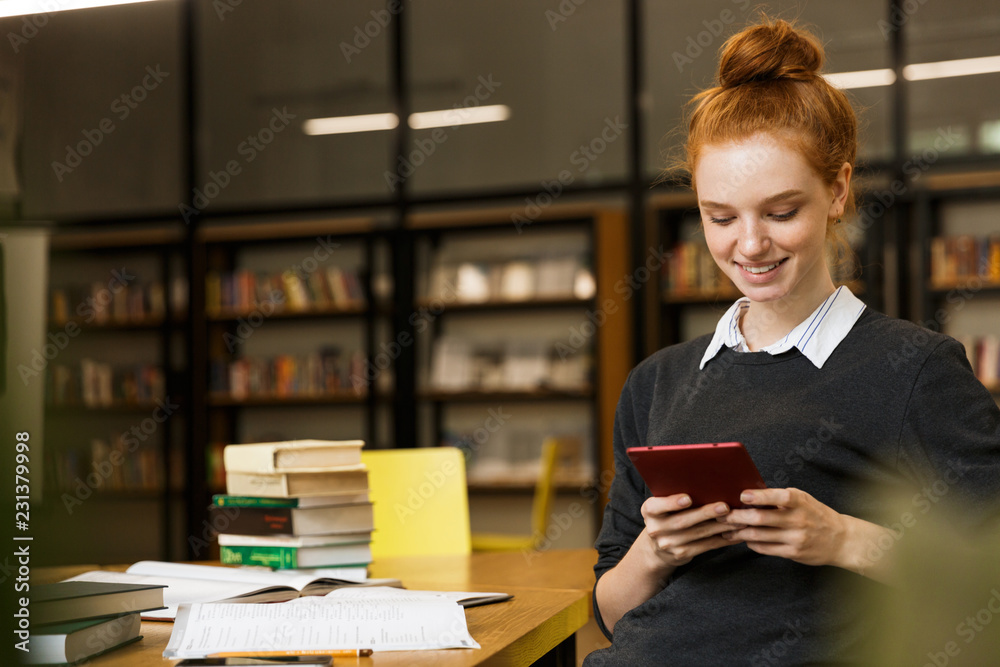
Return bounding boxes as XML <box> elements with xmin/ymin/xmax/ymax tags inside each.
<box><xmin>65</xmin><ymin>561</ymin><xmax>399</xmax><ymax>621</ymax></box>
<box><xmin>223</xmin><ymin>439</ymin><xmax>365</xmax><ymax>474</ymax></box>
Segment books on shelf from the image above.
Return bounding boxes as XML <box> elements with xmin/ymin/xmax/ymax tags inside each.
<box><xmin>223</xmin><ymin>439</ymin><xmax>364</xmax><ymax>473</ymax></box>
<box><xmin>219</xmin><ymin>539</ymin><xmax>373</xmax><ymax>569</ymax></box>
<box><xmin>211</xmin><ymin>501</ymin><xmax>374</xmax><ymax>536</ymax></box>
<box><xmin>32</xmin><ymin>580</ymin><xmax>166</xmax><ymax>625</ymax></box>
<box><xmin>209</xmin><ymin>349</ymin><xmax>365</xmax><ymax>401</ymax></box>
<box><xmin>48</xmin><ymin>360</ymin><xmax>165</xmax><ymax>408</ymax></box>
<box><xmin>429</xmin><ymin>335</ymin><xmax>591</xmax><ymax>393</ymax></box>
<box><xmin>427</xmin><ymin>254</ymin><xmax>592</xmax><ymax>304</ymax></box>
<box><xmin>930</xmin><ymin>235</ymin><xmax>1000</xmax><ymax>287</ymax></box>
<box><xmin>662</xmin><ymin>240</ymin><xmax>736</xmax><ymax>297</ymax></box>
<box><xmin>50</xmin><ymin>277</ymin><xmax>185</xmax><ymax>326</ymax></box>
<box><xmin>206</xmin><ymin>265</ymin><xmax>365</xmax><ymax>314</ymax></box>
<box><xmin>25</xmin><ymin>613</ymin><xmax>142</xmax><ymax>665</ymax></box>
<box><xmin>45</xmin><ymin>435</ymin><xmax>165</xmax><ymax>494</ymax></box>
<box><xmin>66</xmin><ymin>561</ymin><xmax>400</xmax><ymax>621</ymax></box>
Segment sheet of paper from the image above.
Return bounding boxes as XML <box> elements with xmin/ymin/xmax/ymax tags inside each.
<box><xmin>163</xmin><ymin>598</ymin><xmax>479</xmax><ymax>657</ymax></box>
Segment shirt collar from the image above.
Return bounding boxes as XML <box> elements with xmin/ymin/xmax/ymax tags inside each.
<box><xmin>699</xmin><ymin>285</ymin><xmax>866</xmax><ymax>370</ymax></box>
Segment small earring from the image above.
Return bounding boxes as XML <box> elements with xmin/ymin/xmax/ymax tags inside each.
<box><xmin>835</xmin><ymin>218</ymin><xmax>842</xmax><ymax>225</ymax></box>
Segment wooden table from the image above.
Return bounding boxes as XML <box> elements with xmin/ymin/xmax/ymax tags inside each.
<box><xmin>34</xmin><ymin>549</ymin><xmax>598</xmax><ymax>667</ymax></box>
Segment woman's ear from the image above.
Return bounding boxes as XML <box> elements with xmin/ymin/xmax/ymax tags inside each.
<box><xmin>829</xmin><ymin>162</ymin><xmax>852</xmax><ymax>219</ymax></box>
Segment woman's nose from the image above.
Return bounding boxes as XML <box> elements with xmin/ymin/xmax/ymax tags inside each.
<box><xmin>737</xmin><ymin>219</ymin><xmax>770</xmax><ymax>258</ymax></box>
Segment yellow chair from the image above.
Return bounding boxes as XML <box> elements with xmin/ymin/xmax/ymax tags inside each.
<box><xmin>361</xmin><ymin>446</ymin><xmax>471</xmax><ymax>559</ymax></box>
<box><xmin>470</xmin><ymin>438</ymin><xmax>560</xmax><ymax>552</ymax></box>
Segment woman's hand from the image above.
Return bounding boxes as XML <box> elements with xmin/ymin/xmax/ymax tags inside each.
<box><xmin>719</xmin><ymin>487</ymin><xmax>898</xmax><ymax>583</ymax></box>
<box><xmin>640</xmin><ymin>493</ymin><xmax>743</xmax><ymax>569</ymax></box>
<box><xmin>719</xmin><ymin>488</ymin><xmax>848</xmax><ymax>567</ymax></box>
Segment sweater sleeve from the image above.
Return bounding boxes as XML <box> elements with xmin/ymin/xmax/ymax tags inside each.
<box><xmin>896</xmin><ymin>336</ymin><xmax>1000</xmax><ymax>526</ymax></box>
<box><xmin>592</xmin><ymin>369</ymin><xmax>654</xmax><ymax>638</ymax></box>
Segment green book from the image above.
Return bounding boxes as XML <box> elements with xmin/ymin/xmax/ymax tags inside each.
<box><xmin>212</xmin><ymin>491</ymin><xmax>368</xmax><ymax>508</ymax></box>
<box><xmin>219</xmin><ymin>542</ymin><xmax>372</xmax><ymax>569</ymax></box>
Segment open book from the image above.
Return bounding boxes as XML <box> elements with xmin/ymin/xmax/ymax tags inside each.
<box><xmin>164</xmin><ymin>586</ymin><xmax>513</xmax><ymax>657</ymax></box>
<box><xmin>64</xmin><ymin>561</ymin><xmax>401</xmax><ymax>621</ymax></box>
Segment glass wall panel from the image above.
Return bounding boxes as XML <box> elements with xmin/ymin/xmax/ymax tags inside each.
<box><xmin>905</xmin><ymin>0</ymin><xmax>1000</xmax><ymax>157</ymax></box>
<box><xmin>407</xmin><ymin>1</ymin><xmax>627</xmax><ymax>195</ymax></box>
<box><xmin>197</xmin><ymin>0</ymin><xmax>393</xmax><ymax>208</ymax></box>
<box><xmin>644</xmin><ymin>0</ymin><xmax>892</xmax><ymax>179</ymax></box>
<box><xmin>17</xmin><ymin>2</ymin><xmax>184</xmax><ymax>219</ymax></box>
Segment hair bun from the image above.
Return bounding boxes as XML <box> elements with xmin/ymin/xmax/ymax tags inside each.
<box><xmin>717</xmin><ymin>19</ymin><xmax>823</xmax><ymax>88</ymax></box>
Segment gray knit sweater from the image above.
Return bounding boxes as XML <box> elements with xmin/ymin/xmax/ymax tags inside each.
<box><xmin>587</xmin><ymin>309</ymin><xmax>1000</xmax><ymax>666</ymax></box>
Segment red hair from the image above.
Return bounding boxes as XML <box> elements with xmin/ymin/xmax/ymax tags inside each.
<box><xmin>682</xmin><ymin>17</ymin><xmax>860</xmax><ymax>276</ymax></box>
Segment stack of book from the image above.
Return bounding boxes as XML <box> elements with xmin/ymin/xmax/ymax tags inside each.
<box><xmin>212</xmin><ymin>439</ymin><xmax>375</xmax><ymax>570</ymax></box>
<box><xmin>25</xmin><ymin>580</ymin><xmax>165</xmax><ymax>664</ymax></box>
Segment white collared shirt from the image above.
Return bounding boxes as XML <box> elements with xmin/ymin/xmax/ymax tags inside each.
<box><xmin>699</xmin><ymin>285</ymin><xmax>867</xmax><ymax>370</ymax></box>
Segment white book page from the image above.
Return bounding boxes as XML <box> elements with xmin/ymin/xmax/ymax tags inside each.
<box><xmin>163</xmin><ymin>598</ymin><xmax>478</xmax><ymax>657</ymax></box>
<box><xmin>127</xmin><ymin>561</ymin><xmax>367</xmax><ymax>588</ymax></box>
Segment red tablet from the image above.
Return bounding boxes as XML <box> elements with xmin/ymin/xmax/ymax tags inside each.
<box><xmin>626</xmin><ymin>442</ymin><xmax>767</xmax><ymax>508</ymax></box>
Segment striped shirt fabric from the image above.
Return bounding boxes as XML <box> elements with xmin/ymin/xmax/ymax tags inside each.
<box><xmin>699</xmin><ymin>285</ymin><xmax>867</xmax><ymax>370</ymax></box>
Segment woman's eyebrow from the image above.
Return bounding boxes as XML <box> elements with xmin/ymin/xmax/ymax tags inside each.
<box><xmin>699</xmin><ymin>189</ymin><xmax>805</xmax><ymax>209</ymax></box>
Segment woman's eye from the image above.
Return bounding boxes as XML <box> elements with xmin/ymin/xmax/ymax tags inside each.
<box><xmin>708</xmin><ymin>216</ymin><xmax>734</xmax><ymax>224</ymax></box>
<box><xmin>771</xmin><ymin>208</ymin><xmax>799</xmax><ymax>221</ymax></box>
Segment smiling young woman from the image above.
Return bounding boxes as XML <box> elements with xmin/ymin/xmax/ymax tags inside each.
<box><xmin>585</xmin><ymin>15</ymin><xmax>1000</xmax><ymax>667</ymax></box>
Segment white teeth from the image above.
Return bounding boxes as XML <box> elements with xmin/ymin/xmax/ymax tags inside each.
<box><xmin>743</xmin><ymin>263</ymin><xmax>779</xmax><ymax>274</ymax></box>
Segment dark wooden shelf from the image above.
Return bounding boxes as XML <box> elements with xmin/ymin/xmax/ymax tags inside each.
<box><xmin>928</xmin><ymin>279</ymin><xmax>1000</xmax><ymax>294</ymax></box>
<box><xmin>208</xmin><ymin>392</ymin><xmax>368</xmax><ymax>407</ymax></box>
<box><xmin>420</xmin><ymin>387</ymin><xmax>593</xmax><ymax>402</ymax></box>
<box><xmin>48</xmin><ymin>401</ymin><xmax>169</xmax><ymax>414</ymax></box>
<box><xmin>207</xmin><ymin>303</ymin><xmax>367</xmax><ymax>321</ymax></box>
<box><xmin>48</xmin><ymin>316</ymin><xmax>180</xmax><ymax>331</ymax></box>
<box><xmin>415</xmin><ymin>296</ymin><xmax>593</xmax><ymax>313</ymax></box>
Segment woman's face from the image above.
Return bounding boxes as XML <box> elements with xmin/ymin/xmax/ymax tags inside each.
<box><xmin>694</xmin><ymin>134</ymin><xmax>847</xmax><ymax>306</ymax></box>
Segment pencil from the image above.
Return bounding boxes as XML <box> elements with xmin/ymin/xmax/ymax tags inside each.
<box><xmin>208</xmin><ymin>649</ymin><xmax>373</xmax><ymax>657</ymax></box>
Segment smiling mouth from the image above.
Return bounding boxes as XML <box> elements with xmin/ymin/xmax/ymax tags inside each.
<box><xmin>738</xmin><ymin>259</ymin><xmax>786</xmax><ymax>274</ymax></box>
